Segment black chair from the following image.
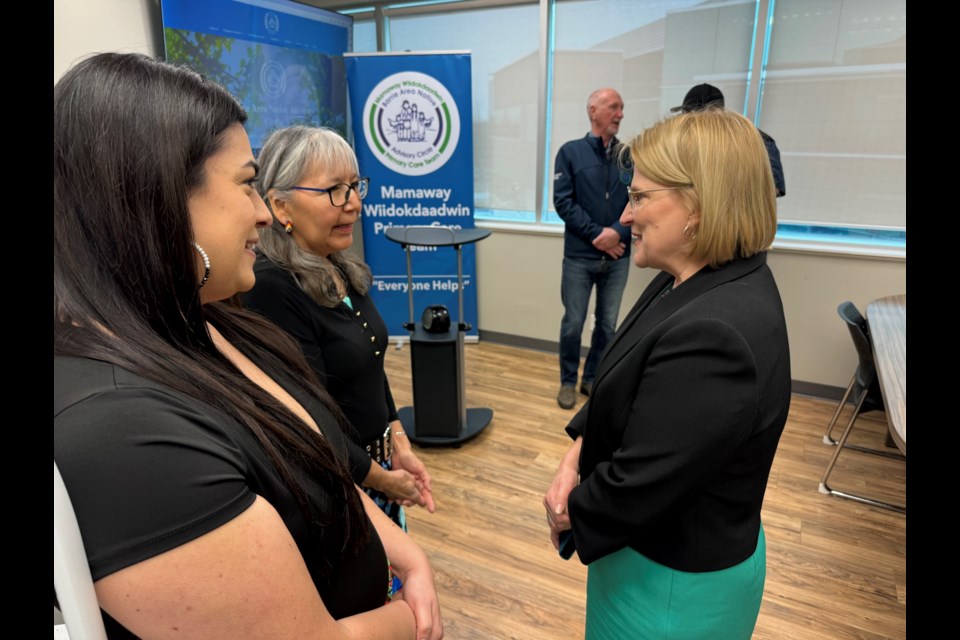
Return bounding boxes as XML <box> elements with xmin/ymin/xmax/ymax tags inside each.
<box><xmin>819</xmin><ymin>302</ymin><xmax>905</xmax><ymax>513</ymax></box>
<box><xmin>822</xmin><ymin>302</ymin><xmax>892</xmax><ymax>453</ymax></box>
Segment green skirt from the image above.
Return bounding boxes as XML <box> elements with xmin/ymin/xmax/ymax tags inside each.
<box><xmin>585</xmin><ymin>526</ymin><xmax>765</xmax><ymax>640</ymax></box>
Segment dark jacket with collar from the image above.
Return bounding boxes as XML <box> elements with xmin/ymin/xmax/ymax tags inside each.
<box><xmin>553</xmin><ymin>133</ymin><xmax>632</xmax><ymax>260</ymax></box>
<box><xmin>565</xmin><ymin>252</ymin><xmax>791</xmax><ymax>571</ymax></box>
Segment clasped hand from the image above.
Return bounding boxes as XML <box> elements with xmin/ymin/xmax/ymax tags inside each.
<box><xmin>543</xmin><ymin>464</ymin><xmax>578</xmax><ymax>550</ymax></box>
<box><xmin>593</xmin><ymin>227</ymin><xmax>626</xmax><ymax>259</ymax></box>
<box><xmin>387</xmin><ymin>448</ymin><xmax>436</xmax><ymax>512</ymax></box>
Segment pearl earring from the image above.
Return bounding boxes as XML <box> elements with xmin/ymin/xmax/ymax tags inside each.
<box><xmin>193</xmin><ymin>242</ymin><xmax>211</xmax><ymax>289</ymax></box>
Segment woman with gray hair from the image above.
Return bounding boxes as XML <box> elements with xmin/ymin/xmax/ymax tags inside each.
<box><xmin>244</xmin><ymin>126</ymin><xmax>435</xmax><ymax>530</ymax></box>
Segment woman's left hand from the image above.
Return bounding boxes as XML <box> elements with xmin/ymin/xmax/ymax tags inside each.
<box><xmin>393</xmin><ymin>566</ymin><xmax>444</xmax><ymax>640</ymax></box>
<box><xmin>358</xmin><ymin>488</ymin><xmax>444</xmax><ymax>640</ymax></box>
<box><xmin>544</xmin><ymin>436</ymin><xmax>583</xmax><ymax>549</ymax></box>
<box><xmin>544</xmin><ymin>465</ymin><xmax>578</xmax><ymax>549</ymax></box>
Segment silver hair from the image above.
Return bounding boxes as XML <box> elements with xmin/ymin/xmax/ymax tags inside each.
<box><xmin>255</xmin><ymin>126</ymin><xmax>371</xmax><ymax>307</ymax></box>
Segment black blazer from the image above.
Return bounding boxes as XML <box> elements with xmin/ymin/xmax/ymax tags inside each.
<box><xmin>566</xmin><ymin>252</ymin><xmax>791</xmax><ymax>571</ymax></box>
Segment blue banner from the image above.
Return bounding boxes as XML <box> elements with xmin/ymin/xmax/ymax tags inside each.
<box><xmin>161</xmin><ymin>0</ymin><xmax>351</xmax><ymax>52</ymax></box>
<box><xmin>345</xmin><ymin>53</ymin><xmax>479</xmax><ymax>339</ymax></box>
<box><xmin>161</xmin><ymin>0</ymin><xmax>352</xmax><ymax>147</ymax></box>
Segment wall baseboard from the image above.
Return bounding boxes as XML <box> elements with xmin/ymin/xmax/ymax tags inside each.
<box><xmin>479</xmin><ymin>330</ymin><xmax>563</xmax><ymax>355</ymax></box>
<box><xmin>479</xmin><ymin>330</ymin><xmax>847</xmax><ymax>402</ymax></box>
<box><xmin>791</xmin><ymin>380</ymin><xmax>847</xmax><ymax>402</ymax></box>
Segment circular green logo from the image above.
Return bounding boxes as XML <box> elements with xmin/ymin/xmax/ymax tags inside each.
<box><xmin>362</xmin><ymin>71</ymin><xmax>461</xmax><ymax>176</ymax></box>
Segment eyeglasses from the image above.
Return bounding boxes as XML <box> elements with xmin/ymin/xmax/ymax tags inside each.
<box><xmin>290</xmin><ymin>177</ymin><xmax>369</xmax><ymax>207</ymax></box>
<box><xmin>627</xmin><ymin>186</ymin><xmax>685</xmax><ymax>209</ymax></box>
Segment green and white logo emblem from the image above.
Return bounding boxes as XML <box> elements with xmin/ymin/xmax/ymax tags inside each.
<box><xmin>362</xmin><ymin>71</ymin><xmax>460</xmax><ymax>177</ymax></box>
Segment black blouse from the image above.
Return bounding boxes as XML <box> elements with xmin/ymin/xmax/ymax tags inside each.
<box><xmin>245</xmin><ymin>253</ymin><xmax>399</xmax><ymax>483</ymax></box>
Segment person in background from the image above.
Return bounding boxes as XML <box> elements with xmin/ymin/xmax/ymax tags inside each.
<box><xmin>54</xmin><ymin>53</ymin><xmax>442</xmax><ymax>640</ymax></box>
<box><xmin>545</xmin><ymin>108</ymin><xmax>791</xmax><ymax>640</ymax></box>
<box><xmin>553</xmin><ymin>88</ymin><xmax>633</xmax><ymax>410</ymax></box>
<box><xmin>244</xmin><ymin>126</ymin><xmax>436</xmax><ymax>531</ymax></box>
<box><xmin>672</xmin><ymin>83</ymin><xmax>786</xmax><ymax>197</ymax></box>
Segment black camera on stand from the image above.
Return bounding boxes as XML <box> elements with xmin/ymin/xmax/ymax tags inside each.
<box><xmin>421</xmin><ymin>304</ymin><xmax>451</xmax><ymax>334</ymax></box>
<box><xmin>384</xmin><ymin>225</ymin><xmax>493</xmax><ymax>446</ymax></box>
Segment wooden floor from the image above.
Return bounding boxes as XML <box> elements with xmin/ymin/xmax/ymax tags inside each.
<box><xmin>384</xmin><ymin>341</ymin><xmax>906</xmax><ymax>639</ymax></box>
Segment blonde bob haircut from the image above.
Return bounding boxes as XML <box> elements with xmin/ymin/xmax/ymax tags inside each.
<box><xmin>627</xmin><ymin>108</ymin><xmax>777</xmax><ymax>267</ymax></box>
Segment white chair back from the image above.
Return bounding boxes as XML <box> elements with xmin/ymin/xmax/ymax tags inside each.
<box><xmin>54</xmin><ymin>462</ymin><xmax>107</xmax><ymax>639</ymax></box>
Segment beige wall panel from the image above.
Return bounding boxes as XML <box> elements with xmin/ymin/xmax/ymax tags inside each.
<box><xmin>473</xmin><ymin>230</ymin><xmax>905</xmax><ymax>390</ymax></box>
<box><xmin>767</xmin><ymin>251</ymin><xmax>906</xmax><ymax>388</ymax></box>
<box><xmin>54</xmin><ymin>0</ymin><xmax>161</xmax><ymax>82</ymax></box>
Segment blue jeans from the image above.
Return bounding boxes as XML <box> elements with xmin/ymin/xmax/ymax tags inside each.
<box><xmin>559</xmin><ymin>256</ymin><xmax>630</xmax><ymax>386</ymax></box>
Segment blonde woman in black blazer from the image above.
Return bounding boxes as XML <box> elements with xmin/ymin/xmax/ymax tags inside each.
<box><xmin>545</xmin><ymin>108</ymin><xmax>791</xmax><ymax>640</ymax></box>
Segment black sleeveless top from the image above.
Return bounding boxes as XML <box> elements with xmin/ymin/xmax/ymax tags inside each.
<box><xmin>54</xmin><ymin>355</ymin><xmax>388</xmax><ymax>637</ymax></box>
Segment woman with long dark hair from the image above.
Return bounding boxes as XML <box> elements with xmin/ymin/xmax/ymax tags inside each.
<box><xmin>54</xmin><ymin>53</ymin><xmax>442</xmax><ymax>640</ymax></box>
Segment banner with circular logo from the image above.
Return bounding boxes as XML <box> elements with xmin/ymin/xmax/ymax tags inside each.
<box><xmin>345</xmin><ymin>53</ymin><xmax>478</xmax><ymax>339</ymax></box>
<box><xmin>362</xmin><ymin>72</ymin><xmax>461</xmax><ymax>177</ymax></box>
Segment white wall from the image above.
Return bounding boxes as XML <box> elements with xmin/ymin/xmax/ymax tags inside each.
<box><xmin>54</xmin><ymin>0</ymin><xmax>161</xmax><ymax>82</ymax></box>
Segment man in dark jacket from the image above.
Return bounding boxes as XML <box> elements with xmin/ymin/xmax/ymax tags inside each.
<box><xmin>553</xmin><ymin>88</ymin><xmax>632</xmax><ymax>409</ymax></box>
<box><xmin>671</xmin><ymin>83</ymin><xmax>786</xmax><ymax>197</ymax></box>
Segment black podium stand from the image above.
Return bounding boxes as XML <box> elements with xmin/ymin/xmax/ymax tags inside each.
<box><xmin>384</xmin><ymin>226</ymin><xmax>493</xmax><ymax>445</ymax></box>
